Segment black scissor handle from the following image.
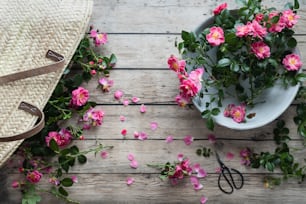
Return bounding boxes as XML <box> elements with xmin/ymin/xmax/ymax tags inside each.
<box><xmin>218</xmin><ymin>167</ymin><xmax>244</xmax><ymax>194</ymax></box>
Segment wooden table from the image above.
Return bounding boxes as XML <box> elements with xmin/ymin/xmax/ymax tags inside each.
<box><xmin>1</xmin><ymin>0</ymin><xmax>306</xmax><ymax>203</ymax></box>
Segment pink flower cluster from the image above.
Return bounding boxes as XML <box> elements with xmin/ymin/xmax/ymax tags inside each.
<box><xmin>240</xmin><ymin>148</ymin><xmax>252</xmax><ymax>166</ymax></box>
<box><xmin>82</xmin><ymin>107</ymin><xmax>105</xmax><ymax>130</ymax></box>
<box><xmin>168</xmin><ymin>55</ymin><xmax>204</xmax><ymax>107</ymax></box>
<box><xmin>223</xmin><ymin>104</ymin><xmax>246</xmax><ymax>123</ymax></box>
<box><xmin>168</xmin><ymin>157</ymin><xmax>193</xmax><ymax>185</ymax></box>
<box><xmin>45</xmin><ymin>128</ymin><xmax>73</xmax><ymax>147</ymax></box>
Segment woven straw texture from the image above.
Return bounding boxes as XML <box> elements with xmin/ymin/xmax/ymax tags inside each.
<box><xmin>0</xmin><ymin>0</ymin><xmax>93</xmax><ymax>166</ymax></box>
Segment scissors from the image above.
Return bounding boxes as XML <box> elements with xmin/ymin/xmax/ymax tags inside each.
<box><xmin>216</xmin><ymin>152</ymin><xmax>244</xmax><ymax>194</ymax></box>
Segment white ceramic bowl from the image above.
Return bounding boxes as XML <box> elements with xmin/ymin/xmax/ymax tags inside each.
<box><xmin>190</xmin><ymin>14</ymin><xmax>301</xmax><ymax>130</ymax></box>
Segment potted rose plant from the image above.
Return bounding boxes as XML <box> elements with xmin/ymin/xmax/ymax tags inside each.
<box><xmin>168</xmin><ymin>0</ymin><xmax>305</xmax><ymax>130</ymax></box>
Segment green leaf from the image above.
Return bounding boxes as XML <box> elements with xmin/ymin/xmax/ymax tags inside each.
<box><xmin>58</xmin><ymin>187</ymin><xmax>68</xmax><ymax>197</ymax></box>
<box><xmin>271</xmin><ymin>15</ymin><xmax>280</xmax><ymax>24</ymax></box>
<box><xmin>70</xmin><ymin>146</ymin><xmax>79</xmax><ymax>155</ymax></box>
<box><xmin>217</xmin><ymin>58</ymin><xmax>231</xmax><ymax>67</ymax></box>
<box><xmin>287</xmin><ymin>37</ymin><xmax>297</xmax><ymax>48</ymax></box>
<box><xmin>211</xmin><ymin>108</ymin><xmax>221</xmax><ymax>116</ymax></box>
<box><xmin>206</xmin><ymin>117</ymin><xmax>215</xmax><ymax>131</ymax></box>
<box><xmin>61</xmin><ymin>178</ymin><xmax>73</xmax><ymax>187</ymax></box>
<box><xmin>296</xmin><ymin>73</ymin><xmax>306</xmax><ymax>82</ymax></box>
<box><xmin>22</xmin><ymin>185</ymin><xmax>41</xmax><ymax>204</ymax></box>
<box><xmin>49</xmin><ymin>139</ymin><xmax>59</xmax><ymax>153</ymax></box>
<box><xmin>110</xmin><ymin>54</ymin><xmax>117</xmax><ymax>65</ymax></box>
<box><xmin>294</xmin><ymin>0</ymin><xmax>300</xmax><ymax>9</ymax></box>
<box><xmin>77</xmin><ymin>154</ymin><xmax>87</xmax><ymax>164</ymax></box>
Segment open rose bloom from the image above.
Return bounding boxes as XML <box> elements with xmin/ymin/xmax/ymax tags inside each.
<box><xmin>170</xmin><ymin>0</ymin><xmax>304</xmax><ymax>128</ymax></box>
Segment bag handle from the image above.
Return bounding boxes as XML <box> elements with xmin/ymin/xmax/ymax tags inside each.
<box><xmin>0</xmin><ymin>50</ymin><xmax>65</xmax><ymax>142</ymax></box>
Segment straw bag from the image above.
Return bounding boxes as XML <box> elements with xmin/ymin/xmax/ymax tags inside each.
<box><xmin>0</xmin><ymin>0</ymin><xmax>93</xmax><ymax>166</ymax></box>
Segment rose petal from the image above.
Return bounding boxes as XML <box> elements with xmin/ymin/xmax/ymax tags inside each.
<box><xmin>215</xmin><ymin>167</ymin><xmax>222</xmax><ymax>173</ymax></box>
<box><xmin>177</xmin><ymin>153</ymin><xmax>184</xmax><ymax>162</ymax></box>
<box><xmin>140</xmin><ymin>104</ymin><xmax>146</xmax><ymax>113</ymax></box>
<box><xmin>200</xmin><ymin>196</ymin><xmax>208</xmax><ymax>204</ymax></box>
<box><xmin>71</xmin><ymin>176</ymin><xmax>78</xmax><ymax>183</ymax></box>
<box><xmin>207</xmin><ymin>134</ymin><xmax>216</xmax><ymax>143</ymax></box>
<box><xmin>131</xmin><ymin>97</ymin><xmax>140</xmax><ymax>103</ymax></box>
<box><xmin>123</xmin><ymin>99</ymin><xmax>129</xmax><ymax>106</ymax></box>
<box><xmin>165</xmin><ymin>135</ymin><xmax>174</xmax><ymax>143</ymax></box>
<box><xmin>114</xmin><ymin>90</ymin><xmax>124</xmax><ymax>100</ymax></box>
<box><xmin>100</xmin><ymin>151</ymin><xmax>108</xmax><ymax>159</ymax></box>
<box><xmin>150</xmin><ymin>122</ymin><xmax>158</xmax><ymax>130</ymax></box>
<box><xmin>126</xmin><ymin>177</ymin><xmax>135</xmax><ymax>186</ymax></box>
<box><xmin>138</xmin><ymin>132</ymin><xmax>148</xmax><ymax>141</ymax></box>
<box><xmin>197</xmin><ymin>168</ymin><xmax>207</xmax><ymax>178</ymax></box>
<box><xmin>183</xmin><ymin>135</ymin><xmax>194</xmax><ymax>145</ymax></box>
<box><xmin>226</xmin><ymin>152</ymin><xmax>235</xmax><ymax>161</ymax></box>
<box><xmin>127</xmin><ymin>153</ymin><xmax>135</xmax><ymax>161</ymax></box>
<box><xmin>134</xmin><ymin>131</ymin><xmax>139</xmax><ymax>139</ymax></box>
<box><xmin>120</xmin><ymin>115</ymin><xmax>126</xmax><ymax>122</ymax></box>
<box><xmin>121</xmin><ymin>129</ymin><xmax>127</xmax><ymax>136</ymax></box>
<box><xmin>130</xmin><ymin>160</ymin><xmax>138</xmax><ymax>169</ymax></box>
<box><xmin>193</xmin><ymin>163</ymin><xmax>201</xmax><ymax>172</ymax></box>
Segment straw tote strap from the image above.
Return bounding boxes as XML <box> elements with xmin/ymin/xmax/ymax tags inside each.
<box><xmin>0</xmin><ymin>50</ymin><xmax>65</xmax><ymax>142</ymax></box>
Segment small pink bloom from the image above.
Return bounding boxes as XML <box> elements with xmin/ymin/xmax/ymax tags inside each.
<box><xmin>98</xmin><ymin>77</ymin><xmax>114</xmax><ymax>92</ymax></box>
<box><xmin>231</xmin><ymin>105</ymin><xmax>246</xmax><ymax>123</ymax></box>
<box><xmin>213</xmin><ymin>3</ymin><xmax>227</xmax><ymax>15</ymax></box>
<box><xmin>177</xmin><ymin>153</ymin><xmax>184</xmax><ymax>162</ymax></box>
<box><xmin>71</xmin><ymin>87</ymin><xmax>89</xmax><ymax>106</ymax></box>
<box><xmin>255</xmin><ymin>13</ymin><xmax>264</xmax><ymax>22</ymax></box>
<box><xmin>175</xmin><ymin>94</ymin><xmax>190</xmax><ymax>107</ymax></box>
<box><xmin>82</xmin><ymin>107</ymin><xmax>105</xmax><ymax>128</ymax></box>
<box><xmin>12</xmin><ymin>181</ymin><xmax>19</xmax><ymax>188</ymax></box>
<box><xmin>131</xmin><ymin>96</ymin><xmax>140</xmax><ymax>103</ymax></box>
<box><xmin>223</xmin><ymin>104</ymin><xmax>235</xmax><ymax>117</ymax></box>
<box><xmin>150</xmin><ymin>122</ymin><xmax>158</xmax><ymax>130</ymax></box>
<box><xmin>100</xmin><ymin>151</ymin><xmax>108</xmax><ymax>159</ymax></box>
<box><xmin>282</xmin><ymin>53</ymin><xmax>302</xmax><ymax>71</ymax></box>
<box><xmin>89</xmin><ymin>61</ymin><xmax>95</xmax><ymax>65</ymax></box>
<box><xmin>127</xmin><ymin>153</ymin><xmax>135</xmax><ymax>161</ymax></box>
<box><xmin>120</xmin><ymin>115</ymin><xmax>126</xmax><ymax>122</ymax></box>
<box><xmin>94</xmin><ymin>33</ymin><xmax>108</xmax><ymax>46</ymax></box>
<box><xmin>179</xmin><ymin>78</ymin><xmax>200</xmax><ymax>98</ymax></box>
<box><xmin>168</xmin><ymin>55</ymin><xmax>186</xmax><ymax>73</ymax></box>
<box><xmin>71</xmin><ymin>176</ymin><xmax>78</xmax><ymax>183</ymax></box>
<box><xmin>282</xmin><ymin>10</ymin><xmax>299</xmax><ymax>28</ymax></box>
<box><xmin>207</xmin><ymin>134</ymin><xmax>216</xmax><ymax>143</ymax></box>
<box><xmin>114</xmin><ymin>90</ymin><xmax>124</xmax><ymax>100</ymax></box>
<box><xmin>123</xmin><ymin>99</ymin><xmax>130</xmax><ymax>106</ymax></box>
<box><xmin>206</xmin><ymin>26</ymin><xmax>225</xmax><ymax>46</ymax></box>
<box><xmin>49</xmin><ymin>177</ymin><xmax>60</xmax><ymax>186</ymax></box>
<box><xmin>138</xmin><ymin>132</ymin><xmax>148</xmax><ymax>140</ymax></box>
<box><xmin>121</xmin><ymin>129</ymin><xmax>127</xmax><ymax>136</ymax></box>
<box><xmin>251</xmin><ymin>41</ymin><xmax>270</xmax><ymax>59</ymax></box>
<box><xmin>165</xmin><ymin>135</ymin><xmax>174</xmax><ymax>143</ymax></box>
<box><xmin>126</xmin><ymin>177</ymin><xmax>135</xmax><ymax>186</ymax></box>
<box><xmin>79</xmin><ymin>135</ymin><xmax>85</xmax><ymax>140</ymax></box>
<box><xmin>90</xmin><ymin>70</ymin><xmax>97</xmax><ymax>76</ymax></box>
<box><xmin>240</xmin><ymin>148</ymin><xmax>252</xmax><ymax>166</ymax></box>
<box><xmin>26</xmin><ymin>170</ymin><xmax>42</xmax><ymax>184</ymax></box>
<box><xmin>140</xmin><ymin>104</ymin><xmax>147</xmax><ymax>113</ymax></box>
<box><xmin>130</xmin><ymin>160</ymin><xmax>139</xmax><ymax>169</ymax></box>
<box><xmin>183</xmin><ymin>135</ymin><xmax>194</xmax><ymax>145</ymax></box>
<box><xmin>190</xmin><ymin>176</ymin><xmax>203</xmax><ymax>191</ymax></box>
<box><xmin>200</xmin><ymin>196</ymin><xmax>208</xmax><ymax>204</ymax></box>
<box><xmin>226</xmin><ymin>152</ymin><xmax>235</xmax><ymax>161</ymax></box>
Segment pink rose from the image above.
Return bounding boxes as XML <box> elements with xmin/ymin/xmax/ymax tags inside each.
<box><xmin>26</xmin><ymin>170</ymin><xmax>42</xmax><ymax>184</ymax></box>
<box><xmin>282</xmin><ymin>53</ymin><xmax>302</xmax><ymax>71</ymax></box>
<box><xmin>45</xmin><ymin>129</ymin><xmax>72</xmax><ymax>147</ymax></box>
<box><xmin>168</xmin><ymin>55</ymin><xmax>186</xmax><ymax>73</ymax></box>
<box><xmin>71</xmin><ymin>87</ymin><xmax>89</xmax><ymax>106</ymax></box>
<box><xmin>282</xmin><ymin>9</ymin><xmax>299</xmax><ymax>28</ymax></box>
<box><xmin>206</xmin><ymin>26</ymin><xmax>225</xmax><ymax>46</ymax></box>
<box><xmin>213</xmin><ymin>3</ymin><xmax>227</xmax><ymax>15</ymax></box>
<box><xmin>251</xmin><ymin>41</ymin><xmax>270</xmax><ymax>59</ymax></box>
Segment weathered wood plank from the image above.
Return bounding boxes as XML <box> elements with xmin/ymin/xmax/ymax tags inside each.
<box><xmin>5</xmin><ymin>140</ymin><xmax>303</xmax><ymax>174</ymax></box>
<box><xmin>101</xmin><ymin>35</ymin><xmax>306</xmax><ymax>68</ymax></box>
<box><xmin>91</xmin><ymin>0</ymin><xmax>306</xmax><ymax>34</ymax></box>
<box><xmin>65</xmin><ymin>105</ymin><xmax>301</xmax><ymax>140</ymax></box>
<box><xmin>2</xmin><ymin>173</ymin><xmax>306</xmax><ymax>204</ymax></box>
